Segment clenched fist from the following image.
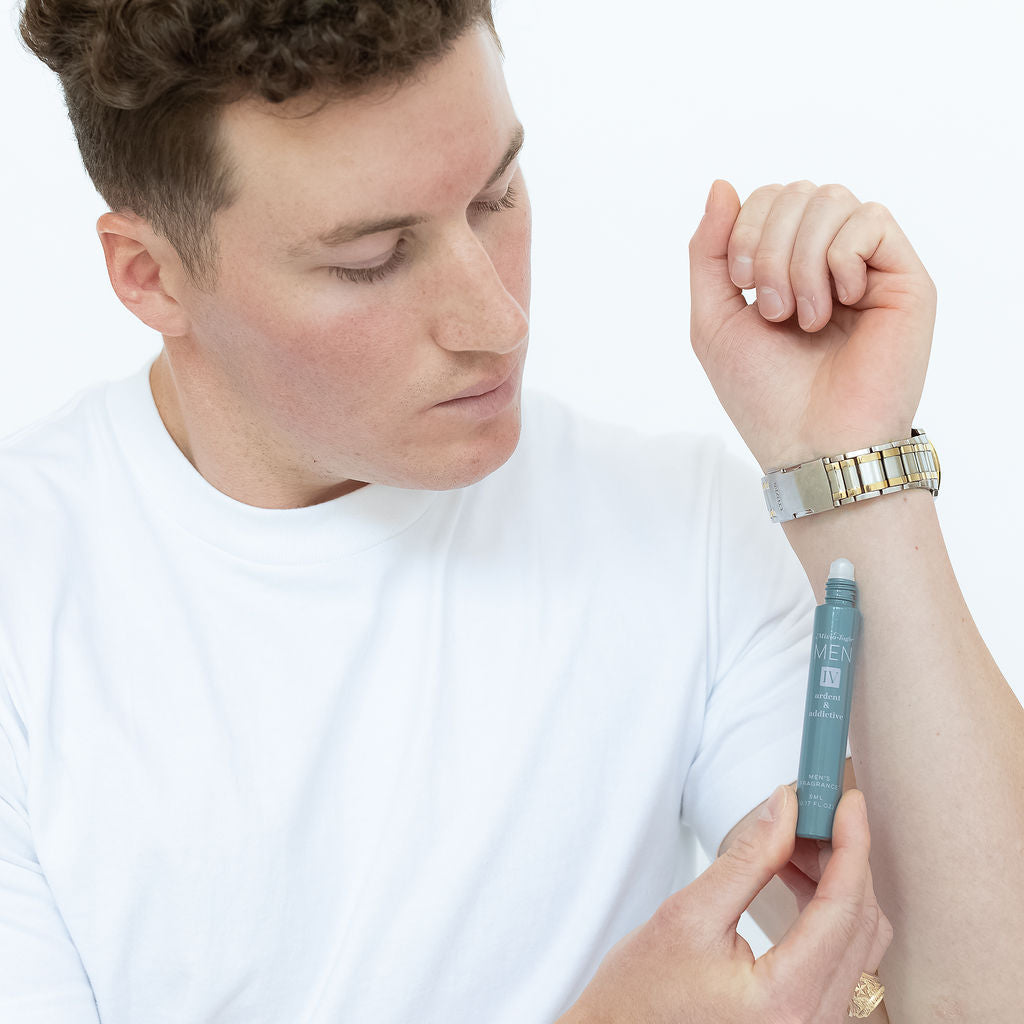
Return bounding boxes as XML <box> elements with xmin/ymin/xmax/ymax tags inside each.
<box><xmin>689</xmin><ymin>180</ymin><xmax>937</xmax><ymax>474</ymax></box>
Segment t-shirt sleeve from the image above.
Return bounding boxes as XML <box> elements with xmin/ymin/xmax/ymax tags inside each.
<box><xmin>680</xmin><ymin>445</ymin><xmax>817</xmax><ymax>863</ymax></box>
<box><xmin>0</xmin><ymin>666</ymin><xmax>100</xmax><ymax>1022</ymax></box>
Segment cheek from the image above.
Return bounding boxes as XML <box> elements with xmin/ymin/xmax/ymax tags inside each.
<box><xmin>289</xmin><ymin>303</ymin><xmax>421</xmax><ymax>413</ymax></box>
<box><xmin>204</xmin><ymin>267</ymin><xmax>402</xmax><ymax>370</ymax></box>
<box><xmin>190</xmin><ymin>273</ymin><xmax>424</xmax><ymax>433</ymax></box>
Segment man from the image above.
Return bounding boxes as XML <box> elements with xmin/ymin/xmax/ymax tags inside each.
<box><xmin>5</xmin><ymin>2</ymin><xmax>1021</xmax><ymax>1022</ymax></box>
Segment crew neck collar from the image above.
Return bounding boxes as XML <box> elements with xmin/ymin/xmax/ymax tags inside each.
<box><xmin>103</xmin><ymin>355</ymin><xmax>440</xmax><ymax>565</ymax></box>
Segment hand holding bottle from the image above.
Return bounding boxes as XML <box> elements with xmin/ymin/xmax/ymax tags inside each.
<box><xmin>558</xmin><ymin>785</ymin><xmax>892</xmax><ymax>1023</ymax></box>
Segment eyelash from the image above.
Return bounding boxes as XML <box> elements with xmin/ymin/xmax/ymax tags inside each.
<box><xmin>328</xmin><ymin>183</ymin><xmax>520</xmax><ymax>285</ymax></box>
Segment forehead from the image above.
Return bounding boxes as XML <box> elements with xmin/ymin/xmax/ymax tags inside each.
<box><xmin>215</xmin><ymin>26</ymin><xmax>515</xmax><ymax>237</ymax></box>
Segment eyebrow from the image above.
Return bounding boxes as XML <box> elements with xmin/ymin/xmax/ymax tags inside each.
<box><xmin>286</xmin><ymin>122</ymin><xmax>525</xmax><ymax>257</ymax></box>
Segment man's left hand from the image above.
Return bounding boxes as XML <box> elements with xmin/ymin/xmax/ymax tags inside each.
<box><xmin>688</xmin><ymin>180</ymin><xmax>937</xmax><ymax>472</ymax></box>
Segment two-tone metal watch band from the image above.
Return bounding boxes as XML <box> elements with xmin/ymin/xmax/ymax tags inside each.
<box><xmin>761</xmin><ymin>428</ymin><xmax>940</xmax><ymax>523</ymax></box>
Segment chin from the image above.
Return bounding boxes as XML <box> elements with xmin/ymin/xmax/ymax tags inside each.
<box><xmin>402</xmin><ymin>411</ymin><xmax>523</xmax><ymax>491</ymax></box>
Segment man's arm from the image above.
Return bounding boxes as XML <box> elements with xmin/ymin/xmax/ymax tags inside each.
<box><xmin>779</xmin><ymin>489</ymin><xmax>1024</xmax><ymax>1020</ymax></box>
<box><xmin>0</xmin><ymin>684</ymin><xmax>100</xmax><ymax>1022</ymax></box>
<box><xmin>689</xmin><ymin>178</ymin><xmax>1024</xmax><ymax>1020</ymax></box>
<box><xmin>716</xmin><ymin>497</ymin><xmax>1024</xmax><ymax>1021</ymax></box>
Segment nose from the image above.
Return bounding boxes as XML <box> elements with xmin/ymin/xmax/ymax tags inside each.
<box><xmin>429</xmin><ymin>230</ymin><xmax>529</xmax><ymax>355</ymax></box>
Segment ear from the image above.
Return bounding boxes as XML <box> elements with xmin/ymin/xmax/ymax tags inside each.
<box><xmin>97</xmin><ymin>212</ymin><xmax>192</xmax><ymax>338</ymax></box>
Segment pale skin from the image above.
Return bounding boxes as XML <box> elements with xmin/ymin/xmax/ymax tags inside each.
<box><xmin>564</xmin><ymin>184</ymin><xmax>1024</xmax><ymax>1021</ymax></box>
<box><xmin>99</xmin><ymin>26</ymin><xmax>531</xmax><ymax>510</ymax></box>
<box><xmin>694</xmin><ymin>179</ymin><xmax>1024</xmax><ymax>1021</ymax></box>
<box><xmin>564</xmin><ymin>782</ymin><xmax>896</xmax><ymax>1023</ymax></box>
<box><xmin>94</xmin><ymin>23</ymin><xmax>1023</xmax><ymax>1023</ymax></box>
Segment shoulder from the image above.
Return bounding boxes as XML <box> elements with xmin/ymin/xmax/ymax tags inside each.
<box><xmin>518</xmin><ymin>387</ymin><xmax>729</xmax><ymax>471</ymax></box>
<box><xmin>0</xmin><ymin>380</ymin><xmax>113</xmax><ymax>580</ymax></box>
<box><xmin>505</xmin><ymin>387</ymin><xmax>751</xmax><ymax>521</ymax></box>
<box><xmin>0</xmin><ymin>382</ymin><xmax>105</xmax><ymax>504</ymax></box>
<box><xmin>458</xmin><ymin>387</ymin><xmax>782</xmax><ymax>593</ymax></box>
<box><xmin>0</xmin><ymin>384</ymin><xmax>116</xmax><ymax>704</ymax></box>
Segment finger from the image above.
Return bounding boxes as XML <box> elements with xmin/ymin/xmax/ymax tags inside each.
<box><xmin>759</xmin><ymin>789</ymin><xmax>872</xmax><ymax>988</ymax></box>
<box><xmin>726</xmin><ymin>183</ymin><xmax>783</xmax><ymax>288</ymax></box>
<box><xmin>682</xmin><ymin>783</ymin><xmax>797</xmax><ymax>942</ymax></box>
<box><xmin>789</xmin><ymin>835</ymin><xmax>829</xmax><ymax>883</ymax></box>
<box><xmin>789</xmin><ymin>184</ymin><xmax>861</xmax><ymax>332</ymax></box>
<box><xmin>826</xmin><ymin>201</ymin><xmax>934</xmax><ymax>310</ymax></box>
<box><xmin>689</xmin><ymin>179</ymin><xmax>748</xmax><ymax>344</ymax></box>
<box><xmin>750</xmin><ymin>180</ymin><xmax>819</xmax><ymax>323</ymax></box>
<box><xmin>816</xmin><ymin>840</ymin><xmax>894</xmax><ymax>1022</ymax></box>
<box><xmin>776</xmin><ymin>861</ymin><xmax>816</xmax><ymax>912</ymax></box>
<box><xmin>787</xmin><ymin>821</ymin><xmax>893</xmax><ymax>966</ymax></box>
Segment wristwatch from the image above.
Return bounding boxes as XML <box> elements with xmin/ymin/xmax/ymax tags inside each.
<box><xmin>761</xmin><ymin>428</ymin><xmax>940</xmax><ymax>522</ymax></box>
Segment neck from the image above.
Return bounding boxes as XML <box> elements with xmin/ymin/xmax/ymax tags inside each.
<box><xmin>148</xmin><ymin>348</ymin><xmax>367</xmax><ymax>510</ymax></box>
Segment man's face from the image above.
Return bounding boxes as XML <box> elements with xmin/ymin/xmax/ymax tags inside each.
<box><xmin>170</xmin><ymin>24</ymin><xmax>531</xmax><ymax>498</ymax></box>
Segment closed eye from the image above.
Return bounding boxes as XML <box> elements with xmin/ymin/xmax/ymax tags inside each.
<box><xmin>328</xmin><ymin>182</ymin><xmax>521</xmax><ymax>285</ymax></box>
<box><xmin>472</xmin><ymin>182</ymin><xmax>520</xmax><ymax>215</ymax></box>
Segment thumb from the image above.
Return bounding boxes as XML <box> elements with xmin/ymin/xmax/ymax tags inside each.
<box><xmin>686</xmin><ymin>784</ymin><xmax>797</xmax><ymax>941</ymax></box>
<box><xmin>688</xmin><ymin>179</ymin><xmax>746</xmax><ymax>346</ymax></box>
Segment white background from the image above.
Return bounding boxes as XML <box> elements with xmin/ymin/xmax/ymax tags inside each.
<box><xmin>3</xmin><ymin>0</ymin><xmax>1022</xmax><ymax>957</ymax></box>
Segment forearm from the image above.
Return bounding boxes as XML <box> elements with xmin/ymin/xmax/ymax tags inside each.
<box><xmin>782</xmin><ymin>488</ymin><xmax>1024</xmax><ymax>1021</ymax></box>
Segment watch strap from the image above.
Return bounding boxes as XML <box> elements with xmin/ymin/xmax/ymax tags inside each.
<box><xmin>762</xmin><ymin>428</ymin><xmax>940</xmax><ymax>523</ymax></box>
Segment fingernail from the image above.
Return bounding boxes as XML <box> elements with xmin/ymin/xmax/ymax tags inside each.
<box><xmin>732</xmin><ymin>255</ymin><xmax>754</xmax><ymax>286</ymax></box>
<box><xmin>797</xmin><ymin>295</ymin><xmax>817</xmax><ymax>329</ymax></box>
<box><xmin>757</xmin><ymin>287</ymin><xmax>785</xmax><ymax>320</ymax></box>
<box><xmin>705</xmin><ymin>182</ymin><xmax>716</xmax><ymax>212</ymax></box>
<box><xmin>758</xmin><ymin>784</ymin><xmax>787</xmax><ymax>823</ymax></box>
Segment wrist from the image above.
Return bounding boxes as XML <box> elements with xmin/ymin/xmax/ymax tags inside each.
<box><xmin>781</xmin><ymin>487</ymin><xmax>940</xmax><ymax>601</ymax></box>
<box><xmin>761</xmin><ymin>428</ymin><xmax>938</xmax><ymax>525</ymax></box>
<box><xmin>756</xmin><ymin>421</ymin><xmax>914</xmax><ymax>477</ymax></box>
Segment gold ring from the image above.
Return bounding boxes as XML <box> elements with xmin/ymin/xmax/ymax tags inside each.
<box><xmin>848</xmin><ymin>971</ymin><xmax>885</xmax><ymax>1018</ymax></box>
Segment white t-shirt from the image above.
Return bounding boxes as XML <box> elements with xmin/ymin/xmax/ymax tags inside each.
<box><xmin>0</xmin><ymin>355</ymin><xmax>816</xmax><ymax>1023</ymax></box>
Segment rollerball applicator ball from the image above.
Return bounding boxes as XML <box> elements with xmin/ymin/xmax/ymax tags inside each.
<box><xmin>795</xmin><ymin>557</ymin><xmax>862</xmax><ymax>841</ymax></box>
<box><xmin>828</xmin><ymin>557</ymin><xmax>855</xmax><ymax>583</ymax></box>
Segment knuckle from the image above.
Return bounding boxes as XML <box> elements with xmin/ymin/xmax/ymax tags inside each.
<box><xmin>860</xmin><ymin>200</ymin><xmax>891</xmax><ymax>222</ymax></box>
<box><xmin>753</xmin><ymin>247</ymin><xmax>788</xmax><ymax>272</ymax></box>
<box><xmin>826</xmin><ymin>241</ymin><xmax>860</xmax><ymax>268</ymax></box>
<box><xmin>655</xmin><ymin>887</ymin><xmax>696</xmax><ymax>930</ymax></box>
<box><xmin>906</xmin><ymin>275</ymin><xmax>938</xmax><ymax>310</ymax></box>
<box><xmin>728</xmin><ymin>225</ymin><xmax>761</xmax><ymax>255</ymax></box>
<box><xmin>789</xmin><ymin>252</ymin><xmax>824</xmax><ymax>285</ymax></box>
<box><xmin>879</xmin><ymin>912</ymin><xmax>896</xmax><ymax>948</ymax></box>
<box><xmin>819</xmin><ymin>891</ymin><xmax>865</xmax><ymax>943</ymax></box>
<box><xmin>817</xmin><ymin>183</ymin><xmax>856</xmax><ymax>202</ymax></box>
<box><xmin>648</xmin><ymin>892</ymin><xmax>701</xmax><ymax>953</ymax></box>
<box><xmin>789</xmin><ymin>268</ymin><xmax>823</xmax><ymax>300</ymax></box>
<box><xmin>749</xmin><ymin>183</ymin><xmax>785</xmax><ymax>202</ymax></box>
<box><xmin>789</xmin><ymin>248</ymin><xmax>822</xmax><ymax>271</ymax></box>
<box><xmin>783</xmin><ymin>178</ymin><xmax>818</xmax><ymax>194</ymax></box>
<box><xmin>861</xmin><ymin>897</ymin><xmax>882</xmax><ymax>934</ymax></box>
<box><xmin>722</xmin><ymin>830</ymin><xmax>762</xmax><ymax>872</ymax></box>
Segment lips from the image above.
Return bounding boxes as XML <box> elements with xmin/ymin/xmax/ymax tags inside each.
<box><xmin>441</xmin><ymin>364</ymin><xmax>516</xmax><ymax>403</ymax></box>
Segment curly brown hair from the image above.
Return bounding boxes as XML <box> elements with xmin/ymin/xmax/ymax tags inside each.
<box><xmin>19</xmin><ymin>0</ymin><xmax>502</xmax><ymax>289</ymax></box>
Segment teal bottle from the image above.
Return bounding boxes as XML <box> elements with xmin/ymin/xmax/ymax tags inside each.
<box><xmin>795</xmin><ymin>558</ymin><xmax>862</xmax><ymax>841</ymax></box>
